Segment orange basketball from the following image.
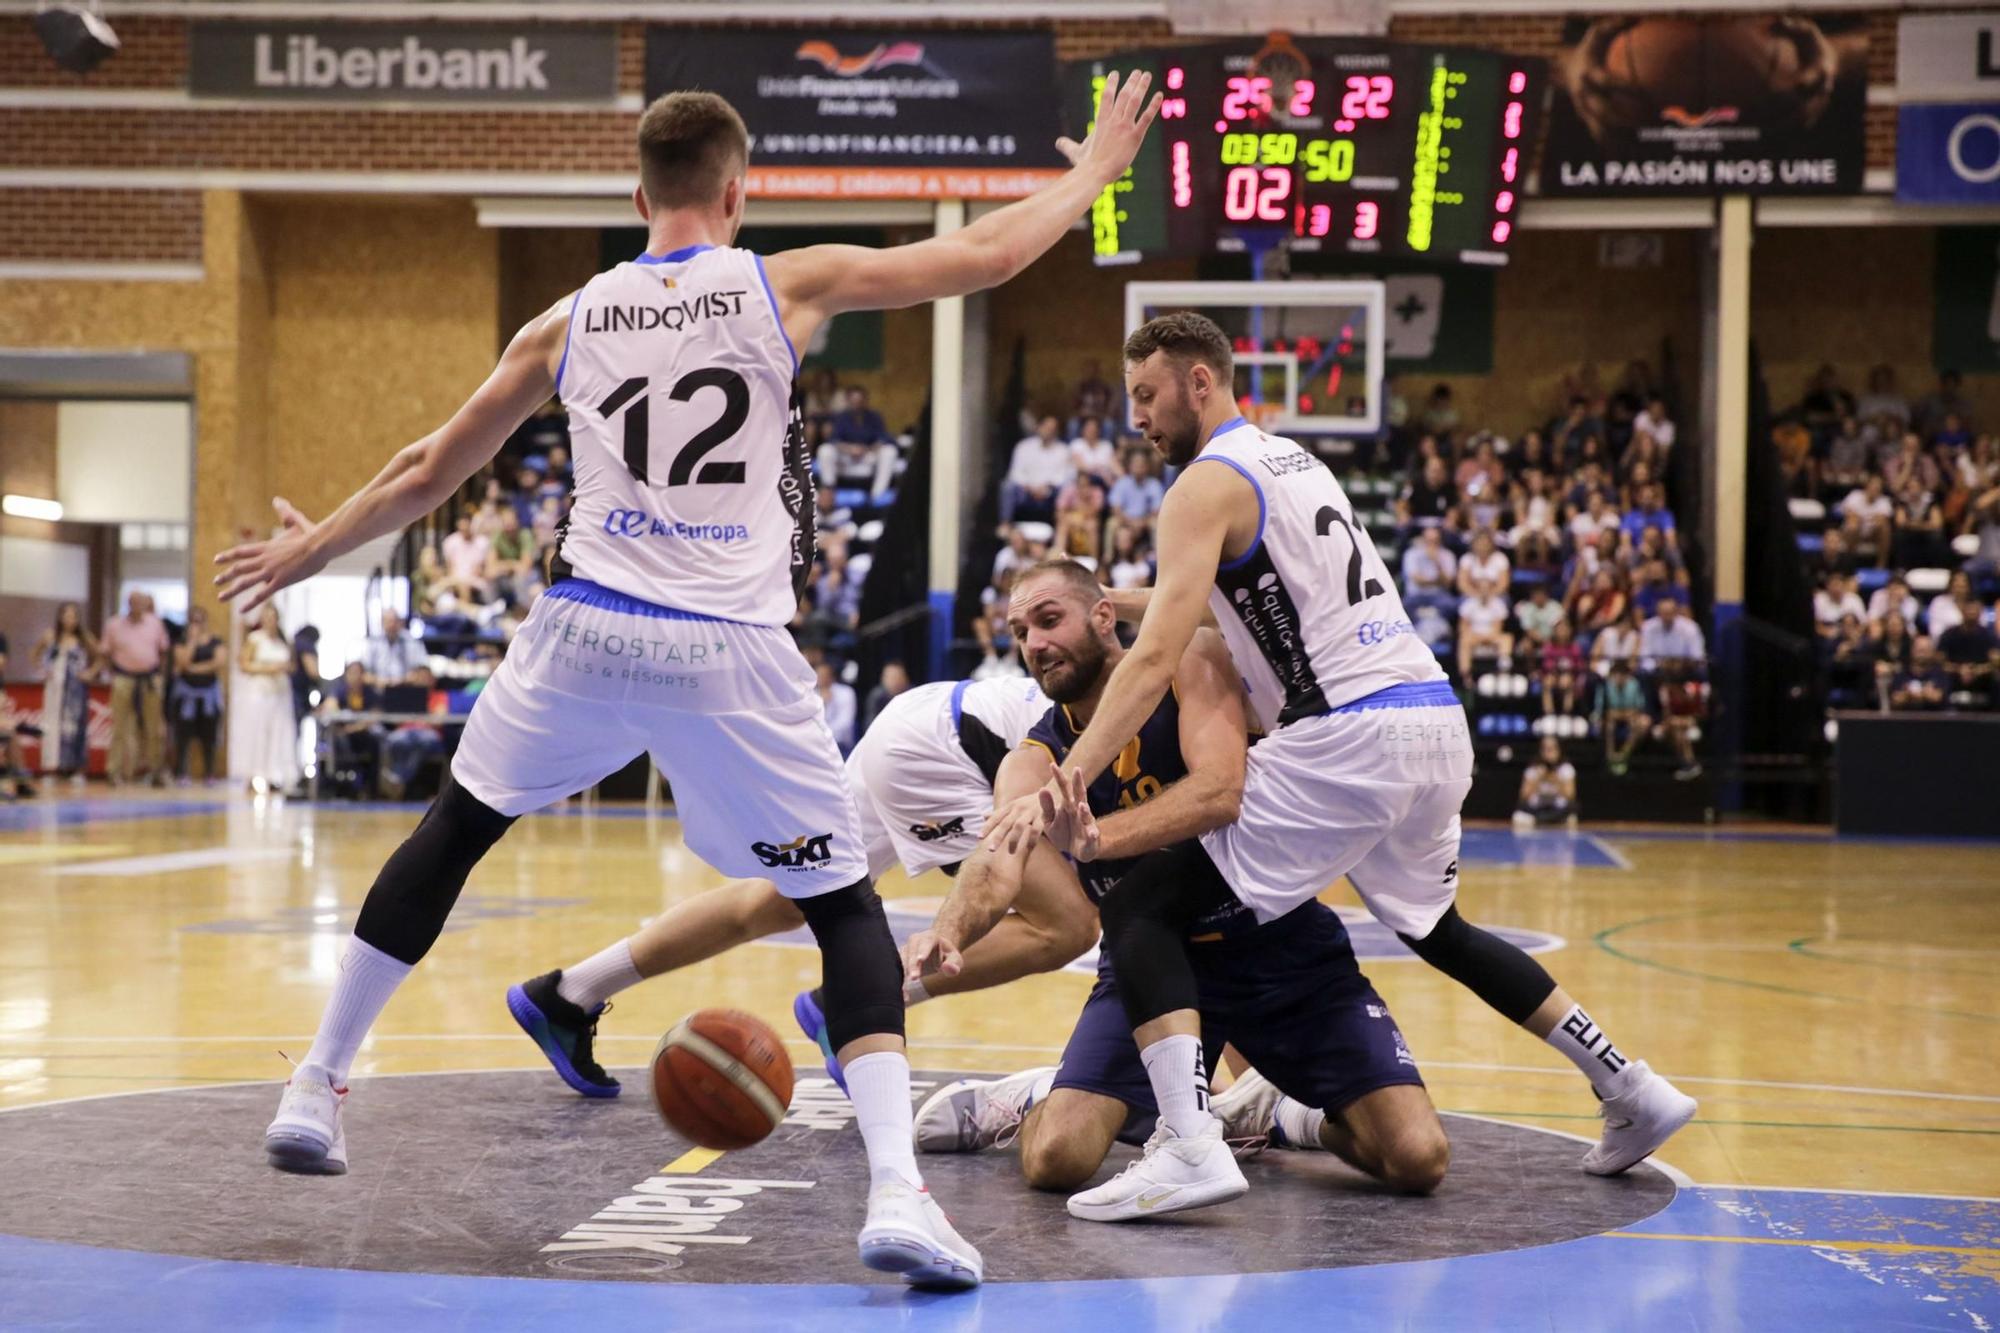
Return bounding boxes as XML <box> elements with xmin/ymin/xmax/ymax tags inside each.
<box><xmin>650</xmin><ymin>1009</ymin><xmax>796</xmax><ymax>1151</ymax></box>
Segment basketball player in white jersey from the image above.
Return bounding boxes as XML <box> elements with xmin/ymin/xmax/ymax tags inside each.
<box><xmin>213</xmin><ymin>75</ymin><xmax>1162</xmax><ymax>1287</ymax></box>
<box><xmin>985</xmin><ymin>313</ymin><xmax>1696</xmax><ymax>1220</ymax></box>
<box><xmin>504</xmin><ymin>673</ymin><xmax>1093</xmax><ymax>1099</ymax></box>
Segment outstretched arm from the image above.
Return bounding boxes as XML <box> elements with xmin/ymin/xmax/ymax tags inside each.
<box><xmin>903</xmin><ymin>745</ymin><xmax>1057</xmax><ymax>979</ymax></box>
<box><xmin>763</xmin><ymin>70</ymin><xmax>1161</xmax><ymax>346</ymax></box>
<box><xmin>213</xmin><ymin>297</ymin><xmax>571</xmax><ymax>609</ymax></box>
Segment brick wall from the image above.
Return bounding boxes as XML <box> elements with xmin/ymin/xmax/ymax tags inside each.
<box><xmin>0</xmin><ymin>187</ymin><xmax>202</xmax><ymax>263</ymax></box>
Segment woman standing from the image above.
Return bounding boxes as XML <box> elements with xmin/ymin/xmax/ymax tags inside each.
<box><xmin>33</xmin><ymin>603</ymin><xmax>96</xmax><ymax>781</ymax></box>
<box><xmin>235</xmin><ymin>605</ymin><xmax>298</xmax><ymax>795</ymax></box>
<box><xmin>169</xmin><ymin>606</ymin><xmax>226</xmax><ymax>782</ymax></box>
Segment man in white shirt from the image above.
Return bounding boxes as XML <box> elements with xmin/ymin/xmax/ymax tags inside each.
<box><xmin>1838</xmin><ymin>476</ymin><xmax>1893</xmax><ymax>553</ymax></box>
<box><xmin>1401</xmin><ymin>527</ymin><xmax>1458</xmax><ymax>614</ymax></box>
<box><xmin>1632</xmin><ymin>398</ymin><xmax>1675</xmax><ymax>455</ymax></box>
<box><xmin>1068</xmin><ymin>416</ymin><xmax>1118</xmax><ymax>483</ymax></box>
<box><xmin>1002</xmin><ymin>415</ymin><xmax>1074</xmax><ymax>526</ymax></box>
<box><xmin>1865</xmin><ymin>575</ymin><xmax>1919</xmax><ymax>629</ymax></box>
<box><xmin>1457</xmin><ymin>591</ymin><xmax>1513</xmax><ymax>681</ymax></box>
<box><xmin>1638</xmin><ymin>597</ymin><xmax>1707</xmax><ymax>670</ymax></box>
<box><xmin>1814</xmin><ymin>574</ymin><xmax>1866</xmax><ymax>636</ymax></box>
<box><xmin>1457</xmin><ymin>529</ymin><xmax>1511</xmax><ymax>600</ymax></box>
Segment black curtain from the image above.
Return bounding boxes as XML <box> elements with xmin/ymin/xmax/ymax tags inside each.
<box><xmin>945</xmin><ymin>336</ymin><xmax>1028</xmax><ymax>672</ymax></box>
<box><xmin>853</xmin><ymin>398</ymin><xmax>934</xmax><ymax>684</ymax></box>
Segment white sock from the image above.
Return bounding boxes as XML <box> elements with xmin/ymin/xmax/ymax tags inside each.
<box><xmin>901</xmin><ymin>976</ymin><xmax>931</xmax><ymax>1008</ymax></box>
<box><xmin>845</xmin><ymin>1050</ymin><xmax>923</xmax><ymax>1188</ymax></box>
<box><xmin>1544</xmin><ymin>1003</ymin><xmax>1634</xmax><ymax>1096</ymax></box>
<box><xmin>1272</xmin><ymin>1097</ymin><xmax>1327</xmax><ymax>1151</ymax></box>
<box><xmin>1138</xmin><ymin>1033</ymin><xmax>1212</xmax><ymax>1138</ymax></box>
<box><xmin>301</xmin><ymin>936</ymin><xmax>413</xmax><ymax>1085</ymax></box>
<box><xmin>557</xmin><ymin>938</ymin><xmax>642</xmax><ymax>1012</ymax></box>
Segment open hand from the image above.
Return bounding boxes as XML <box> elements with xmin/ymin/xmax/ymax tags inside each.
<box><xmin>902</xmin><ymin>929</ymin><xmax>963</xmax><ymax>982</ymax></box>
<box><xmin>213</xmin><ymin>497</ymin><xmax>326</xmax><ymax>611</ymax></box>
<box><xmin>1055</xmin><ymin>69</ymin><xmax>1163</xmax><ymax>184</ymax></box>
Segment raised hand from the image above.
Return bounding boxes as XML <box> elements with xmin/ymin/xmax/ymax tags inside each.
<box><xmin>1055</xmin><ymin>69</ymin><xmax>1164</xmax><ymax>183</ymax></box>
<box><xmin>212</xmin><ymin>497</ymin><xmax>326</xmax><ymax>611</ymax></box>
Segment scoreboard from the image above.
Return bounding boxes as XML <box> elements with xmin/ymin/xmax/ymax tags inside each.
<box><xmin>1068</xmin><ymin>40</ymin><xmax>1544</xmax><ymax>267</ymax></box>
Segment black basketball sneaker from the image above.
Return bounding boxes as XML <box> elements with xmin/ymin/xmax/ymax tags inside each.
<box><xmin>507</xmin><ymin>970</ymin><xmax>620</xmax><ymax>1098</ymax></box>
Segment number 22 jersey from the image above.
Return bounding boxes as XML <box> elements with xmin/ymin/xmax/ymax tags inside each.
<box><xmin>554</xmin><ymin>244</ymin><xmax>814</xmax><ymax>627</ymax></box>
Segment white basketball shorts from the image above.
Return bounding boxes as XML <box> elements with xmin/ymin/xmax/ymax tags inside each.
<box><xmin>450</xmin><ymin>578</ymin><xmax>867</xmax><ymax>896</ymax></box>
<box><xmin>845</xmin><ymin>681</ymin><xmax>999</xmax><ymax>880</ymax></box>
<box><xmin>1200</xmin><ymin>679</ymin><xmax>1474</xmax><ymax>938</ymax></box>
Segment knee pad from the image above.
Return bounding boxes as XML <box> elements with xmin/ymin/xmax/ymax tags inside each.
<box><xmin>353</xmin><ymin>778</ymin><xmax>515</xmax><ymax>965</ymax></box>
<box><xmin>795</xmin><ymin>877</ymin><xmax>904</xmax><ymax>1051</ymax></box>
<box><xmin>1396</xmin><ymin>906</ymin><xmax>1555</xmax><ymax>1024</ymax></box>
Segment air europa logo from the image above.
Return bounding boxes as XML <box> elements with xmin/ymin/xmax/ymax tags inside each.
<box><xmin>794</xmin><ymin>40</ymin><xmax>926</xmax><ymax>76</ymax></box>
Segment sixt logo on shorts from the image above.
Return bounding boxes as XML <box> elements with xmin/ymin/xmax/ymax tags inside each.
<box><xmin>603</xmin><ymin>510</ymin><xmax>750</xmax><ymax>543</ymax></box>
<box><xmin>908</xmin><ymin>816</ymin><xmax>967</xmax><ymax>843</ymax></box>
<box><xmin>753</xmin><ymin>833</ymin><xmax>835</xmax><ymax>870</ymax></box>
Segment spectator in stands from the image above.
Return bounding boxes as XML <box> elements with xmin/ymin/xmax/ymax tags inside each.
<box><xmin>102</xmin><ymin>592</ymin><xmax>169</xmax><ymax>787</ymax></box>
<box><xmin>237</xmin><ymin>603</ymin><xmax>298</xmax><ymax>796</ymax></box>
<box><xmin>1854</xmin><ymin>365</ymin><xmax>1910</xmax><ymax>429</ymax></box>
<box><xmin>1915</xmin><ymin>369</ymin><xmax>1972</xmax><ymax>438</ymax></box>
<box><xmin>1884</xmin><ymin>431</ymin><xmax>1942</xmax><ymax>498</ymax></box>
<box><xmin>321</xmin><ymin>661</ymin><xmax>384</xmax><ymax>796</ymax></box>
<box><xmin>830</xmin><ymin>386</ymin><xmax>890</xmax><ymax>446</ymax></box>
<box><xmin>1455</xmin><ymin>436</ymin><xmax>1505</xmax><ymax>495</ymax></box>
<box><xmin>1565</xmin><ymin>459</ymin><xmax>1614</xmax><ymax>512</ymax></box>
<box><xmin>1814</xmin><ymin>572</ymin><xmax>1866</xmax><ymax>637</ymax></box>
<box><xmin>1553</xmin><ymin>397</ymin><xmax>1602</xmax><ymax>466</ymax></box>
<box><xmin>1838</xmin><ymin>475</ymin><xmax>1894</xmax><ymax>558</ymax></box>
<box><xmin>1538</xmin><ymin>619</ymin><xmax>1587</xmax><ymax>719</ymax></box>
<box><xmin>363</xmin><ymin>609</ymin><xmax>424</xmax><ymax>687</ymax></box>
<box><xmin>1629</xmin><ymin>558</ymin><xmax>1675</xmax><ymax>621</ymax></box>
<box><xmin>1398</xmin><ymin>455</ymin><xmax>1458</xmax><ymax>532</ymax></box>
<box><xmin>541</xmin><ymin>444</ymin><xmax>572</xmax><ymax>489</ymax></box>
<box><xmin>1823</xmin><ymin>415</ymin><xmax>1872</xmax><ymax>490</ymax></box>
<box><xmin>0</xmin><ymin>632</ymin><xmax>25</xmax><ymax>800</ymax></box>
<box><xmin>1596</xmin><ymin>659</ymin><xmax>1649</xmax><ymax>776</ymax></box>
<box><xmin>816</xmin><ymin>432</ymin><xmax>896</xmax><ymax>501</ymax></box>
<box><xmin>1591</xmin><ymin>607</ymin><xmax>1642</xmax><ymax>677</ymax></box>
<box><xmin>1456</xmin><ymin>590</ymin><xmax>1512</xmax><ymax>682</ymax></box>
<box><xmin>1073</xmin><ymin>359</ymin><xmax>1115</xmax><ymax>431</ymax></box>
<box><xmin>1515</xmin><ymin>582</ymin><xmax>1564</xmax><ymax>655</ymax></box>
<box><xmin>1889</xmin><ymin>636</ymin><xmax>1951</xmax><ymax>711</ymax></box>
<box><xmin>1401</xmin><ymin>527</ymin><xmax>1459</xmax><ymax>615</ymax></box>
<box><xmin>1068</xmin><ymin>416</ymin><xmax>1118</xmax><ymax>484</ymax></box>
<box><xmin>1656</xmin><ymin>663</ymin><xmax>1706</xmax><ymax>780</ymax></box>
<box><xmin>1813</xmin><ymin>527</ymin><xmax>1857</xmax><ymax>578</ymax></box>
<box><xmin>1622</xmin><ymin>483</ymin><xmax>1677</xmax><ymax>546</ymax></box>
<box><xmin>410</xmin><ymin>545</ymin><xmax>444</xmax><ymax>619</ymax></box>
<box><xmin>1513</xmin><ymin>735</ymin><xmax>1578</xmax><ymax>829</ymax></box>
<box><xmin>377</xmin><ymin>665</ymin><xmax>447</xmax><ymax>801</ymax></box>
<box><xmin>801</xmin><ymin>366</ymin><xmax>839</xmax><ymax>422</ymax></box>
<box><xmin>1573</xmin><ymin>569</ymin><xmax>1629</xmax><ymax>641</ymax></box>
<box><xmin>1867</xmin><ymin>575</ymin><xmax>1920</xmax><ymax>630</ymax></box>
<box><xmin>816</xmin><ymin>661</ymin><xmax>859</xmax><ymax>755</ymax></box>
<box><xmin>1567</xmin><ymin>490</ymin><xmax>1620</xmax><ymax>556</ymax></box>
<box><xmin>1054</xmin><ymin>477</ymin><xmax>1106</xmax><ymax>564</ymax></box>
<box><xmin>1891</xmin><ymin>480</ymin><xmax>1948</xmax><ymax>569</ymax></box>
<box><xmin>1405</xmin><ymin>432</ymin><xmax>1443</xmax><ymax>481</ymax></box>
<box><xmin>1959</xmin><ymin>434</ymin><xmax>2000</xmax><ymax>495</ymax></box>
<box><xmin>1106</xmin><ymin>525</ymin><xmax>1154</xmax><ymax>590</ymax></box>
<box><xmin>1001</xmin><ymin>415</ymin><xmax>1073</xmax><ymax>526</ymax></box>
<box><xmin>486</xmin><ymin>507</ymin><xmax>538</xmax><ymax>606</ymax></box>
<box><xmin>1928</xmin><ymin>572</ymin><xmax>1973</xmax><ymax>637</ymax></box>
<box><xmin>1632</xmin><ymin>397</ymin><xmax>1675</xmax><ymax>457</ymax></box>
<box><xmin>1457</xmin><ymin>528</ymin><xmax>1510</xmax><ymax>600</ymax></box>
<box><xmin>1619</xmin><ymin>430</ymin><xmax>1666</xmax><ymax>490</ymax></box>
<box><xmin>1869</xmin><ymin>613</ymin><xmax>1916</xmax><ymax>704</ymax></box>
<box><xmin>1937</xmin><ymin>599</ymin><xmax>2000</xmax><ymax>703</ymax></box>
<box><xmin>858</xmin><ymin>660</ymin><xmax>911</xmax><ymax>736</ymax></box>
<box><xmin>973</xmin><ymin>571</ymin><xmax>1020</xmax><ymax>672</ymax></box>
<box><xmin>169</xmin><ymin>605</ymin><xmax>225</xmax><ymax>784</ymax></box>
<box><xmin>1421</xmin><ymin>383</ymin><xmax>1459</xmax><ymax>443</ymax></box>
<box><xmin>33</xmin><ymin>602</ymin><xmax>95</xmax><ymax>782</ymax></box>
<box><xmin>440</xmin><ymin>512</ymin><xmax>492</xmax><ymax>604</ymax></box>
<box><xmin>1107</xmin><ymin>448</ymin><xmax>1165</xmax><ymax>530</ymax></box>
<box><xmin>993</xmin><ymin>527</ymin><xmax>1038</xmax><ymax>587</ymax></box>
<box><xmin>1508</xmin><ymin>429</ymin><xmax>1551</xmax><ymax>479</ymax></box>
<box><xmin>1826</xmin><ymin>611</ymin><xmax>1873</xmax><ymax>706</ymax></box>
<box><xmin>1639</xmin><ymin>596</ymin><xmax>1706</xmax><ymax>670</ymax></box>
<box><xmin>1967</xmin><ymin>479</ymin><xmax>2000</xmax><ymax>578</ymax></box>
<box><xmin>532</xmin><ymin>495</ymin><xmax>562</xmax><ymax>550</ymax></box>
<box><xmin>1799</xmin><ymin>364</ymin><xmax>1854</xmax><ymax>437</ymax></box>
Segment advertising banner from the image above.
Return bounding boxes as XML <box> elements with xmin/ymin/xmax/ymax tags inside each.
<box><xmin>1540</xmin><ymin>15</ymin><xmax>1869</xmax><ymax>196</ymax></box>
<box><xmin>190</xmin><ymin>22</ymin><xmax>619</xmax><ymax>103</ymax></box>
<box><xmin>1895</xmin><ymin>15</ymin><xmax>2000</xmax><ymax>205</ymax></box>
<box><xmin>1</xmin><ymin>683</ymin><xmax>112</xmax><ymax>776</ymax></box>
<box><xmin>647</xmin><ymin>28</ymin><xmax>1065</xmax><ymax>198</ymax></box>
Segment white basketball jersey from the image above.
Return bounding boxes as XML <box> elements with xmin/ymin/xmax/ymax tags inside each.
<box><xmin>554</xmin><ymin>244</ymin><xmax>811</xmax><ymax>626</ymax></box>
<box><xmin>1195</xmin><ymin>418</ymin><xmax>1445</xmax><ymax>732</ymax></box>
<box><xmin>957</xmin><ymin>675</ymin><xmax>1050</xmax><ymax>748</ymax></box>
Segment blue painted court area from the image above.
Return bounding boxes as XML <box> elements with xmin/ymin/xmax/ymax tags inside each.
<box><xmin>0</xmin><ymin>797</ymin><xmax>227</xmax><ymax>832</ymax></box>
<box><xmin>2</xmin><ymin>1185</ymin><xmax>1989</xmax><ymax>1331</ymax></box>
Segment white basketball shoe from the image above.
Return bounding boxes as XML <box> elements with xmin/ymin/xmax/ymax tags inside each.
<box><xmin>1210</xmin><ymin>1069</ymin><xmax>1287</xmax><ymax>1155</ymax></box>
<box><xmin>1066</xmin><ymin>1117</ymin><xmax>1247</xmax><ymax>1222</ymax></box>
<box><xmin>1583</xmin><ymin>1061</ymin><xmax>1697</xmax><ymax>1176</ymax></box>
<box><xmin>264</xmin><ymin>1062</ymin><xmax>348</xmax><ymax>1175</ymax></box>
<box><xmin>858</xmin><ymin>1177</ymin><xmax>983</xmax><ymax>1289</ymax></box>
<box><xmin>912</xmin><ymin>1066</ymin><xmax>1054</xmax><ymax>1153</ymax></box>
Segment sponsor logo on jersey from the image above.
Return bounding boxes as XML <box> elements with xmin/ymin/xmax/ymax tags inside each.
<box><xmin>1355</xmin><ymin>618</ymin><xmax>1416</xmax><ymax>646</ymax></box>
<box><xmin>602</xmin><ymin>509</ymin><xmax>751</xmax><ymax>543</ymax></box>
<box><xmin>580</xmin><ymin>290</ymin><xmax>748</xmax><ymax>335</ymax></box>
<box><xmin>753</xmin><ymin>833</ymin><xmax>836</xmax><ymax>870</ymax></box>
<box><xmin>1256</xmin><ymin>449</ymin><xmax>1327</xmax><ymax>478</ymax></box>
<box><xmin>908</xmin><ymin>816</ymin><xmax>967</xmax><ymax>843</ymax></box>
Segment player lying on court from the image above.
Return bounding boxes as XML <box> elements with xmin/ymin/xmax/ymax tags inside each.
<box><xmin>503</xmin><ymin>668</ymin><xmax>1091</xmax><ymax>1099</ymax></box>
<box><xmin>985</xmin><ymin>313</ymin><xmax>1697</xmax><ymax>1220</ymax></box>
<box><xmin>900</xmin><ymin>559</ymin><xmax>1450</xmax><ymax>1213</ymax></box>
<box><xmin>212</xmin><ymin>73</ymin><xmax>1163</xmax><ymax>1290</ymax></box>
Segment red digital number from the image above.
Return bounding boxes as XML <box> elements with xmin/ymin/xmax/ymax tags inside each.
<box><xmin>1353</xmin><ymin>201</ymin><xmax>1380</xmax><ymax>240</ymax></box>
<box><xmin>1495</xmin><ymin>190</ymin><xmax>1515</xmax><ymax>214</ymax></box>
<box><xmin>1224</xmin><ymin>166</ymin><xmax>1293</xmax><ymax>222</ymax></box>
<box><xmin>1508</xmin><ymin>70</ymin><xmax>1527</xmax><ymax>96</ymax></box>
<box><xmin>1223</xmin><ymin>166</ymin><xmax>1259</xmax><ymax>220</ymax></box>
<box><xmin>1341</xmin><ymin>75</ymin><xmax>1394</xmax><ymax>121</ymax></box>
<box><xmin>1223</xmin><ymin>75</ymin><xmax>1273</xmax><ymax>121</ymax></box>
<box><xmin>1167</xmin><ymin>66</ymin><xmax>1185</xmax><ymax>91</ymax></box>
<box><xmin>1288</xmin><ymin>79</ymin><xmax>1315</xmax><ymax>117</ymax></box>
<box><xmin>1503</xmin><ymin>102</ymin><xmax>1524</xmax><ymax>140</ymax></box>
<box><xmin>1307</xmin><ymin>204</ymin><xmax>1332</xmax><ymax>237</ymax></box>
<box><xmin>1501</xmin><ymin>146</ymin><xmax>1519</xmax><ymax>184</ymax></box>
<box><xmin>1171</xmin><ymin>140</ymin><xmax>1192</xmax><ymax>208</ymax></box>
<box><xmin>1492</xmin><ymin>220</ymin><xmax>1513</xmax><ymax>244</ymax></box>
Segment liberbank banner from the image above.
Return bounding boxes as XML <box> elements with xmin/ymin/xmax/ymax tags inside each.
<box><xmin>647</xmin><ymin>28</ymin><xmax>1066</xmax><ymax>199</ymax></box>
<box><xmin>1539</xmin><ymin>14</ymin><xmax>1869</xmax><ymax>195</ymax></box>
<box><xmin>190</xmin><ymin>23</ymin><xmax>619</xmax><ymax>102</ymax></box>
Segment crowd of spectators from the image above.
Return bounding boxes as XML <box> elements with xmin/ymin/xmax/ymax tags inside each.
<box><xmin>1782</xmin><ymin>365</ymin><xmax>2000</xmax><ymax>713</ymax></box>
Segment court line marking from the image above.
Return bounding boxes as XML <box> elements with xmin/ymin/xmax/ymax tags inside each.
<box><xmin>1449</xmin><ymin>1107</ymin><xmax>2000</xmax><ymax>1137</ymax></box>
<box><xmin>1443</xmin><ymin>1110</ymin><xmax>1695</xmax><ymax>1188</ymax></box>
<box><xmin>8</xmin><ymin>1038</ymin><xmax>1998</xmax><ymax>1108</ymax></box>
<box><xmin>1601</xmin><ymin>1232</ymin><xmax>2000</xmax><ymax>1259</ymax></box>
<box><xmin>1580</xmin><ymin>835</ymin><xmax>1633</xmax><ymax>870</ymax></box>
<box><xmin>662</xmin><ymin>1147</ymin><xmax>723</xmax><ymax>1174</ymax></box>
<box><xmin>55</xmin><ymin>846</ymin><xmax>296</xmax><ymax>877</ymax></box>
<box><xmin>1786</xmin><ymin>935</ymin><xmax>1999</xmax><ymax>981</ymax></box>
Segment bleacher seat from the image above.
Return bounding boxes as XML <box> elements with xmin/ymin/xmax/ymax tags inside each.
<box><xmin>1855</xmin><ymin>567</ymin><xmax>1891</xmax><ymax>594</ymax></box>
<box><xmin>1905</xmin><ymin>568</ymin><xmax>1951</xmax><ymax>595</ymax></box>
<box><xmin>1953</xmin><ymin>533</ymin><xmax>1981</xmax><ymax>559</ymax></box>
<box><xmin>1788</xmin><ymin>497</ymin><xmax>1827</xmax><ymax>531</ymax></box>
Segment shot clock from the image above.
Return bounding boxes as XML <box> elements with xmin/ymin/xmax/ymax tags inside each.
<box><xmin>1068</xmin><ymin>39</ymin><xmax>1544</xmax><ymax>266</ymax></box>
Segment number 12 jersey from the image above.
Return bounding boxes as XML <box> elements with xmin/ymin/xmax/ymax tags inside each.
<box><xmin>555</xmin><ymin>244</ymin><xmax>814</xmax><ymax>626</ymax></box>
<box><xmin>1192</xmin><ymin>417</ymin><xmax>1444</xmax><ymax>733</ymax></box>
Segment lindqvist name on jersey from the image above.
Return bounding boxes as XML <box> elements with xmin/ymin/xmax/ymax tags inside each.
<box><xmin>578</xmin><ymin>292</ymin><xmax>750</xmax><ymax>335</ymax></box>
